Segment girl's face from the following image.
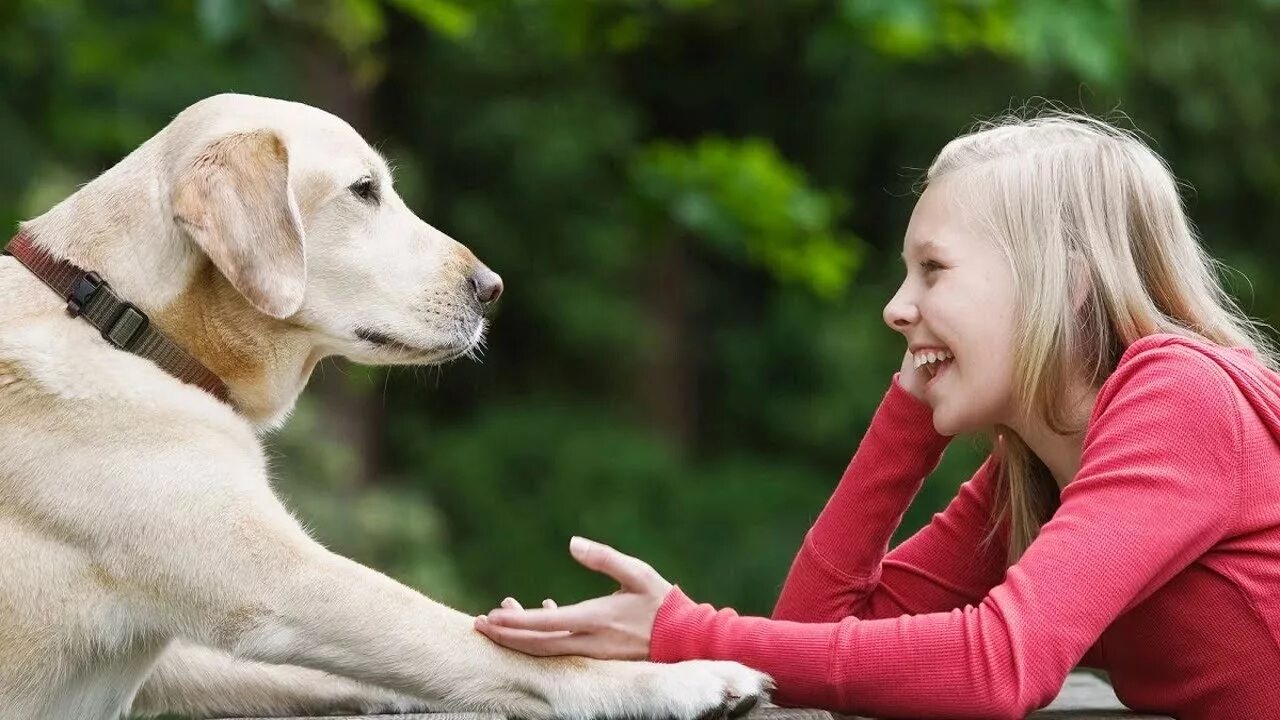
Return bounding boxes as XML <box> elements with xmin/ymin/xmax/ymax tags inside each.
<box><xmin>883</xmin><ymin>182</ymin><xmax>1019</xmax><ymax>435</ymax></box>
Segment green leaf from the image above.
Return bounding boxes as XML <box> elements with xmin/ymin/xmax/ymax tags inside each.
<box><xmin>197</xmin><ymin>0</ymin><xmax>248</xmax><ymax>43</ymax></box>
<box><xmin>389</xmin><ymin>0</ymin><xmax>476</xmax><ymax>39</ymax></box>
<box><xmin>632</xmin><ymin>138</ymin><xmax>863</xmax><ymax>298</ymax></box>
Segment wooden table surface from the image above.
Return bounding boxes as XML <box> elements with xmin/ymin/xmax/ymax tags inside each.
<box><xmin>218</xmin><ymin>670</ymin><xmax>1171</xmax><ymax>720</ymax></box>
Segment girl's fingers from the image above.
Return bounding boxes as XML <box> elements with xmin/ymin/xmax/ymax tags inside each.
<box><xmin>568</xmin><ymin>536</ymin><xmax>661</xmax><ymax>591</ymax></box>
<box><xmin>474</xmin><ymin>617</ymin><xmax>580</xmax><ymax>657</ymax></box>
<box><xmin>485</xmin><ymin>595</ymin><xmax>615</xmax><ymax>632</ymax></box>
<box><xmin>542</xmin><ymin>598</ymin><xmax>557</xmax><ymax>609</ymax></box>
<box><xmin>501</xmin><ymin>597</ymin><xmax>523</xmax><ymax>610</ymax></box>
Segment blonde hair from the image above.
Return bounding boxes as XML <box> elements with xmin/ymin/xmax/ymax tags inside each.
<box><xmin>923</xmin><ymin>109</ymin><xmax>1279</xmax><ymax>564</ymax></box>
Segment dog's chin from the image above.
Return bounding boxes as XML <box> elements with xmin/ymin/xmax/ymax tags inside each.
<box><xmin>353</xmin><ymin>324</ymin><xmax>485</xmax><ymax>366</ymax></box>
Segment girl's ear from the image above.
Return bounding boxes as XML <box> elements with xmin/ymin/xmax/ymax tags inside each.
<box><xmin>1069</xmin><ymin>251</ymin><xmax>1092</xmax><ymax>313</ymax></box>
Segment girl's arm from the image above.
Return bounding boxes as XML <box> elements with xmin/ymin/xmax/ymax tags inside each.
<box><xmin>771</xmin><ymin>371</ymin><xmax>1006</xmax><ymax>624</ymax></box>
<box><xmin>773</xmin><ymin>376</ymin><xmax>1106</xmax><ymax>667</ymax></box>
<box><xmin>652</xmin><ymin>345</ymin><xmax>1241</xmax><ymax>718</ymax></box>
<box><xmin>771</xmin><ymin>347</ymin><xmax>1010</xmax><ymax>624</ymax></box>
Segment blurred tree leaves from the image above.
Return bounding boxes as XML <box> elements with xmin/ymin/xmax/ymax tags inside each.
<box><xmin>841</xmin><ymin>0</ymin><xmax>1130</xmax><ymax>85</ymax></box>
<box><xmin>389</xmin><ymin>0</ymin><xmax>476</xmax><ymax>39</ymax></box>
<box><xmin>272</xmin><ymin>391</ymin><xmax>471</xmax><ymax>605</ymax></box>
<box><xmin>633</xmin><ymin>138</ymin><xmax>862</xmax><ymax>298</ymax></box>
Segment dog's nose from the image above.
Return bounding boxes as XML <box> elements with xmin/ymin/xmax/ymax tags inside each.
<box><xmin>471</xmin><ymin>264</ymin><xmax>504</xmax><ymax>305</ymax></box>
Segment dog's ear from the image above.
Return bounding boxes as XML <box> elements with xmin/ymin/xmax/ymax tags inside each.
<box><xmin>172</xmin><ymin>129</ymin><xmax>306</xmax><ymax>319</ymax></box>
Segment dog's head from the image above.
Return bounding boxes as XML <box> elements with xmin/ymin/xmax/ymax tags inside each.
<box><xmin>164</xmin><ymin>93</ymin><xmax>500</xmax><ymax>368</ymax></box>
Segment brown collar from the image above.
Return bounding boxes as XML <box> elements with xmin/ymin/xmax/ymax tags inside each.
<box><xmin>4</xmin><ymin>230</ymin><xmax>231</xmax><ymax>405</ymax></box>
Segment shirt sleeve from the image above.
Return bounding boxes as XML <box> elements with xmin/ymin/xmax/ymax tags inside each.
<box><xmin>650</xmin><ymin>345</ymin><xmax>1242</xmax><ymax>719</ymax></box>
<box><xmin>772</xmin><ymin>373</ymin><xmax>1008</xmax><ymax>624</ymax></box>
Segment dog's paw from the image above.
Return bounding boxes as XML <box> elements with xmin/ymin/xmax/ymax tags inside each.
<box><xmin>640</xmin><ymin>660</ymin><xmax>773</xmax><ymax>720</ymax></box>
<box><xmin>537</xmin><ymin>658</ymin><xmax>771</xmax><ymax>720</ymax></box>
<box><xmin>464</xmin><ymin>658</ymin><xmax>771</xmax><ymax>720</ymax></box>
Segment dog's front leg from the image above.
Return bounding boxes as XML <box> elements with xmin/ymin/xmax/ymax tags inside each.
<box><xmin>160</xmin><ymin>507</ymin><xmax>767</xmax><ymax>720</ymax></box>
<box><xmin>129</xmin><ymin>641</ymin><xmax>429</xmax><ymax>718</ymax></box>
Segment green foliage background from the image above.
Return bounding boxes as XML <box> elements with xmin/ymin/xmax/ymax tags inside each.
<box><xmin>3</xmin><ymin>0</ymin><xmax>1278</xmax><ymax>627</ymax></box>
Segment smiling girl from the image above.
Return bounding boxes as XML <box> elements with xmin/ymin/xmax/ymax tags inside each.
<box><xmin>475</xmin><ymin>112</ymin><xmax>1280</xmax><ymax>719</ymax></box>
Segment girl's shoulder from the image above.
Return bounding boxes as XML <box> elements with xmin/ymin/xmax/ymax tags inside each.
<box><xmin>1089</xmin><ymin>332</ymin><xmax>1275</xmax><ymax>442</ymax></box>
<box><xmin>1107</xmin><ymin>332</ymin><xmax>1249</xmax><ymax>384</ymax></box>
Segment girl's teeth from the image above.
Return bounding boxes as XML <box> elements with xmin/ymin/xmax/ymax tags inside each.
<box><xmin>913</xmin><ymin>349</ymin><xmax>953</xmax><ymax>368</ymax></box>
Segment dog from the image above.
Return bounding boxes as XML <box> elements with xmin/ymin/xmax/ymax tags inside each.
<box><xmin>0</xmin><ymin>93</ymin><xmax>771</xmax><ymax>720</ymax></box>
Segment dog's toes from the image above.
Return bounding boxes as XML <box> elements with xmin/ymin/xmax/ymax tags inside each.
<box><xmin>728</xmin><ymin>694</ymin><xmax>760</xmax><ymax>718</ymax></box>
<box><xmin>696</xmin><ymin>701</ymin><xmax>731</xmax><ymax>720</ymax></box>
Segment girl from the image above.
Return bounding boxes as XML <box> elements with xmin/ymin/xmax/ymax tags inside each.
<box><xmin>474</xmin><ymin>112</ymin><xmax>1280</xmax><ymax>719</ymax></box>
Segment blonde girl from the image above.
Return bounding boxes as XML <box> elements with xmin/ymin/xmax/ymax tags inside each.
<box><xmin>476</xmin><ymin>111</ymin><xmax>1280</xmax><ymax>719</ymax></box>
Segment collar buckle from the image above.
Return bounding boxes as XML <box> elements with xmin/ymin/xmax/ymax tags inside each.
<box><xmin>104</xmin><ymin>302</ymin><xmax>149</xmax><ymax>350</ymax></box>
<box><xmin>67</xmin><ymin>270</ymin><xmax>104</xmax><ymax>318</ymax></box>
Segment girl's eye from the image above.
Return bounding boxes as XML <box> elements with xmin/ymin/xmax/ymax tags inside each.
<box><xmin>920</xmin><ymin>259</ymin><xmax>944</xmax><ymax>273</ymax></box>
<box><xmin>349</xmin><ymin>177</ymin><xmax>379</xmax><ymax>204</ymax></box>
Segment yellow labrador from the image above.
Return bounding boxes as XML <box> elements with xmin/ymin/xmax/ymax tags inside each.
<box><xmin>0</xmin><ymin>93</ymin><xmax>770</xmax><ymax>720</ymax></box>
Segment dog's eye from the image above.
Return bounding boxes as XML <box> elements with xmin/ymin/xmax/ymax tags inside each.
<box><xmin>349</xmin><ymin>177</ymin><xmax>378</xmax><ymax>204</ymax></box>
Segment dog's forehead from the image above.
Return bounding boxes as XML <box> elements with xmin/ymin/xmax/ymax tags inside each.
<box><xmin>172</xmin><ymin>93</ymin><xmax>383</xmax><ymax>178</ymax></box>
<box><xmin>282</xmin><ymin>121</ymin><xmax>379</xmax><ymax>179</ymax></box>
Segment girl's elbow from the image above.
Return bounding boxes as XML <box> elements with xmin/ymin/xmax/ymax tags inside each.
<box><xmin>988</xmin><ymin>697</ymin><xmax>1037</xmax><ymax>720</ymax></box>
<box><xmin>987</xmin><ymin>679</ymin><xmax>1062</xmax><ymax>720</ymax></box>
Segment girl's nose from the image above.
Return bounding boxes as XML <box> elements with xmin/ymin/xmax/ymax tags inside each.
<box><xmin>883</xmin><ymin>289</ymin><xmax>919</xmax><ymax>331</ymax></box>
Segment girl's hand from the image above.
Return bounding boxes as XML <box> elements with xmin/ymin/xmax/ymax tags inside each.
<box><xmin>898</xmin><ymin>348</ymin><xmax>928</xmax><ymax>401</ymax></box>
<box><xmin>474</xmin><ymin>537</ymin><xmax>673</xmax><ymax>660</ymax></box>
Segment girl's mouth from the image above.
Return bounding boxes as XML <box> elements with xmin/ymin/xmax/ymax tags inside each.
<box><xmin>924</xmin><ymin>357</ymin><xmax>953</xmax><ymax>389</ymax></box>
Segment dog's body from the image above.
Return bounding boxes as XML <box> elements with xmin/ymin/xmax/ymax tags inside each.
<box><xmin>0</xmin><ymin>94</ymin><xmax>768</xmax><ymax>720</ymax></box>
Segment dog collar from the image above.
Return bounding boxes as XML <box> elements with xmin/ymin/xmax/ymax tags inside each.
<box><xmin>4</xmin><ymin>230</ymin><xmax>231</xmax><ymax>405</ymax></box>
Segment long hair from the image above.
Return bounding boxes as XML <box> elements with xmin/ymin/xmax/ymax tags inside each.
<box><xmin>923</xmin><ymin>109</ymin><xmax>1279</xmax><ymax>564</ymax></box>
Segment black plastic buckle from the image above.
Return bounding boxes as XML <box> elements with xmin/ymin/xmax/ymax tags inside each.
<box><xmin>66</xmin><ymin>271</ymin><xmax>149</xmax><ymax>350</ymax></box>
<box><xmin>67</xmin><ymin>271</ymin><xmax>104</xmax><ymax>317</ymax></box>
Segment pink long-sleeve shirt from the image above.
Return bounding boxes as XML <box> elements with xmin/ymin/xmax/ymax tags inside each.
<box><xmin>650</xmin><ymin>333</ymin><xmax>1280</xmax><ymax>719</ymax></box>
